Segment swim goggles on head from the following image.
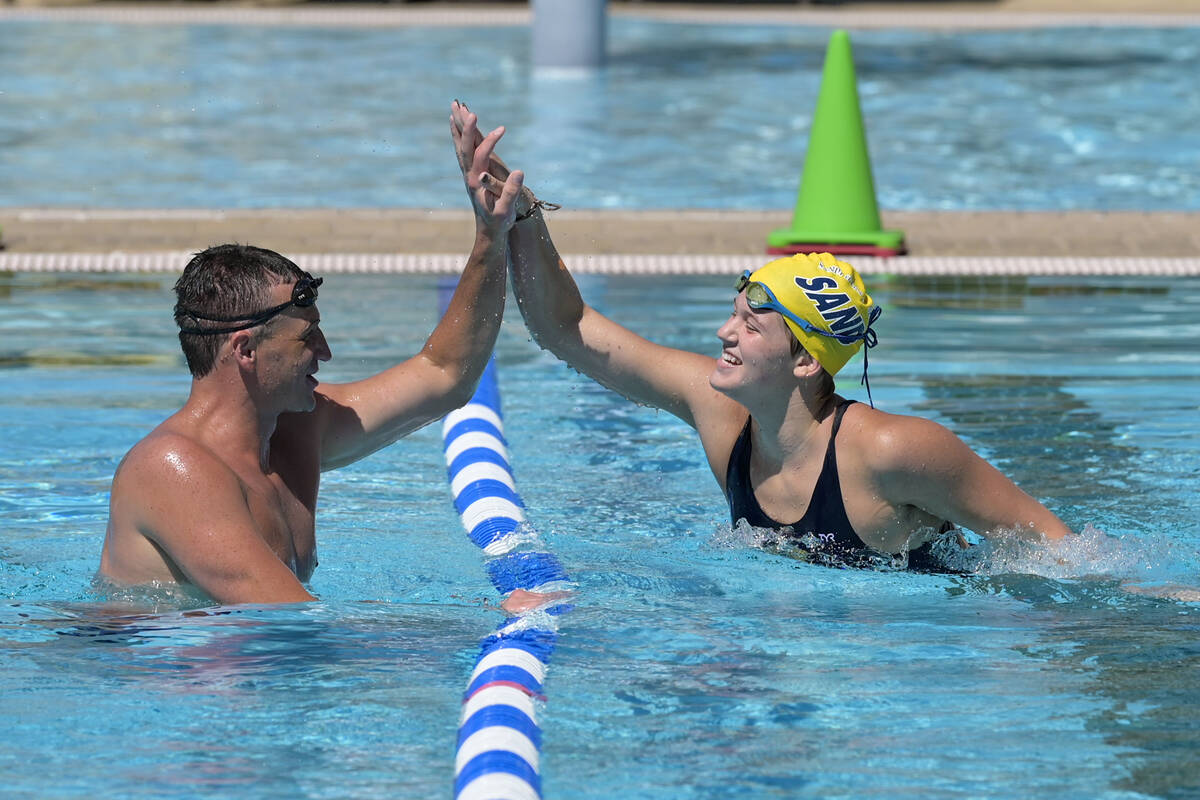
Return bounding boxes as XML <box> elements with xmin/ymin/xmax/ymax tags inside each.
<box><xmin>735</xmin><ymin>270</ymin><xmax>878</xmax><ymax>346</ymax></box>
<box><xmin>734</xmin><ymin>269</ymin><xmax>881</xmax><ymax>406</ymax></box>
<box><xmin>176</xmin><ymin>273</ymin><xmax>323</xmax><ymax>336</ymax></box>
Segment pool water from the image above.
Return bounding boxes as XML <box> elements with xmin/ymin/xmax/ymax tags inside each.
<box><xmin>1</xmin><ymin>270</ymin><xmax>1198</xmax><ymax>798</ymax></box>
<box><xmin>1</xmin><ymin>19</ymin><xmax>1198</xmax><ymax>211</ymax></box>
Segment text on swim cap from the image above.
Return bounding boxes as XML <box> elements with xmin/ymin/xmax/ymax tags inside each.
<box><xmin>795</xmin><ymin>276</ymin><xmax>868</xmax><ymax>340</ymax></box>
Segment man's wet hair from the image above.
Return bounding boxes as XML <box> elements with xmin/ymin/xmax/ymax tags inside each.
<box><xmin>173</xmin><ymin>244</ymin><xmax>307</xmax><ymax>377</ymax></box>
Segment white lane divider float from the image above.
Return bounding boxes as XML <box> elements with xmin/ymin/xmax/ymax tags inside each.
<box><xmin>439</xmin><ymin>281</ymin><xmax>572</xmax><ymax>800</ymax></box>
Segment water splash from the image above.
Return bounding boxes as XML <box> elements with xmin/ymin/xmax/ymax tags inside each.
<box><xmin>709</xmin><ymin>520</ymin><xmax>1200</xmax><ymax>602</ymax></box>
<box><xmin>944</xmin><ymin>524</ymin><xmax>1200</xmax><ymax>602</ymax></box>
<box><xmin>707</xmin><ymin>518</ymin><xmax>777</xmax><ymax>551</ymax></box>
<box><xmin>87</xmin><ymin>575</ymin><xmax>218</xmax><ymax>613</ymax></box>
<box><xmin>707</xmin><ymin>519</ymin><xmax>903</xmax><ymax>571</ymax></box>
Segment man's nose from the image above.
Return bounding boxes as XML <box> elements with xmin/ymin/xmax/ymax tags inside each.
<box><xmin>315</xmin><ymin>330</ymin><xmax>332</xmax><ymax>361</ymax></box>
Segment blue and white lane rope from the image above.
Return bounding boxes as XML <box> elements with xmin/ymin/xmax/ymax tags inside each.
<box><xmin>439</xmin><ymin>282</ymin><xmax>572</xmax><ymax>800</ymax></box>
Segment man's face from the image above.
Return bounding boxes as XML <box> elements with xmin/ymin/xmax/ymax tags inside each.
<box><xmin>709</xmin><ymin>291</ymin><xmax>798</xmax><ymax>400</ymax></box>
<box><xmin>253</xmin><ymin>280</ymin><xmax>332</xmax><ymax>413</ymax></box>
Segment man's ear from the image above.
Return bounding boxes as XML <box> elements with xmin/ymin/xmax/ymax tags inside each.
<box><xmin>228</xmin><ymin>330</ymin><xmax>256</xmax><ymax>369</ymax></box>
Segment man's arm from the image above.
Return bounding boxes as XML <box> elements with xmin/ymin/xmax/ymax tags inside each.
<box><xmin>313</xmin><ymin>114</ymin><xmax>524</xmax><ymax>470</ymax></box>
<box><xmin>873</xmin><ymin>415</ymin><xmax>1071</xmax><ymax>541</ymax></box>
<box><xmin>449</xmin><ymin>101</ymin><xmax>727</xmax><ymax>431</ymax></box>
<box><xmin>120</xmin><ymin>438</ymin><xmax>316</xmax><ymax>604</ymax></box>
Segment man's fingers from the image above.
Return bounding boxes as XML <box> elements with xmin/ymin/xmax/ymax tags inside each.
<box><xmin>471</xmin><ymin>125</ymin><xmax>504</xmax><ymax>176</ymax></box>
<box><xmin>454</xmin><ymin>101</ymin><xmax>517</xmax><ymax>213</ymax></box>
<box><xmin>495</xmin><ymin>170</ymin><xmax>525</xmax><ymax>212</ymax></box>
<box><xmin>476</xmin><ymin>170</ymin><xmax>523</xmax><ymax>208</ymax></box>
<box><xmin>503</xmin><ymin>170</ymin><xmax>525</xmax><ymax>194</ymax></box>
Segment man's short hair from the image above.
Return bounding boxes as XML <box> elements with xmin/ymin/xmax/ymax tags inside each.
<box><xmin>173</xmin><ymin>244</ymin><xmax>307</xmax><ymax>377</ymax></box>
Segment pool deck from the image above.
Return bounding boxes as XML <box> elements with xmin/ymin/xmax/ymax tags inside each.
<box><xmin>5</xmin><ymin>1</ymin><xmax>1199</xmax><ymax>27</ymax></box>
<box><xmin>3</xmin><ymin>209</ymin><xmax>1199</xmax><ymax>259</ymax></box>
<box><xmin>2</xmin><ymin>0</ymin><xmax>1197</xmax><ymax>273</ymax></box>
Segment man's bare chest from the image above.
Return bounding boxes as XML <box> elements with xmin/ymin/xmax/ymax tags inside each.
<box><xmin>243</xmin><ymin>472</ymin><xmax>318</xmax><ymax>580</ymax></box>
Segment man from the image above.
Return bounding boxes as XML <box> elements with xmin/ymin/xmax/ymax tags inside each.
<box><xmin>100</xmin><ymin>111</ymin><xmax>527</xmax><ymax>603</ymax></box>
<box><xmin>452</xmin><ymin>102</ymin><xmax>1070</xmax><ymax>569</ymax></box>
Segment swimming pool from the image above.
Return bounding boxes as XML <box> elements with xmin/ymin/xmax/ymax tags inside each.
<box><xmin>1</xmin><ymin>17</ymin><xmax>1198</xmax><ymax>211</ymax></box>
<box><xmin>1</xmin><ymin>270</ymin><xmax>1198</xmax><ymax>798</ymax></box>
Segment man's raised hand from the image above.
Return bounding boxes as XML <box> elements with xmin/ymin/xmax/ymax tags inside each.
<box><xmin>450</xmin><ymin>101</ymin><xmax>523</xmax><ymax>231</ymax></box>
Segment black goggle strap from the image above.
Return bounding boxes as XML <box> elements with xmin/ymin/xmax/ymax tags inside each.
<box><xmin>175</xmin><ymin>275</ymin><xmax>322</xmax><ymax>337</ymax></box>
<box><xmin>175</xmin><ymin>304</ymin><xmax>294</xmax><ymax>336</ymax></box>
<box><xmin>858</xmin><ymin>306</ymin><xmax>882</xmax><ymax>408</ymax></box>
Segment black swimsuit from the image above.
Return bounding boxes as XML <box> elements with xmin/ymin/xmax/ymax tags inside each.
<box><xmin>724</xmin><ymin>400</ymin><xmax>947</xmax><ymax>571</ymax></box>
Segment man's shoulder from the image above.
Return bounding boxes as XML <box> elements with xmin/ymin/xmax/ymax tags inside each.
<box><xmin>106</xmin><ymin>426</ymin><xmax>246</xmax><ymax>575</ymax></box>
<box><xmin>115</xmin><ymin>426</ymin><xmax>233</xmax><ymax>490</ymax></box>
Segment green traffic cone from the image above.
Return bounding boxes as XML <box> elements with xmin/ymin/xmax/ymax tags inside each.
<box><xmin>767</xmin><ymin>30</ymin><xmax>905</xmax><ymax>257</ymax></box>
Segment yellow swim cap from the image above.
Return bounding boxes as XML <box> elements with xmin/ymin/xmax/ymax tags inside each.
<box><xmin>744</xmin><ymin>252</ymin><xmax>880</xmax><ymax>376</ymax></box>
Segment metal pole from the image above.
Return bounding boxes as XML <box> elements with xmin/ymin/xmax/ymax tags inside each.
<box><xmin>531</xmin><ymin>0</ymin><xmax>607</xmax><ymax>71</ymax></box>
